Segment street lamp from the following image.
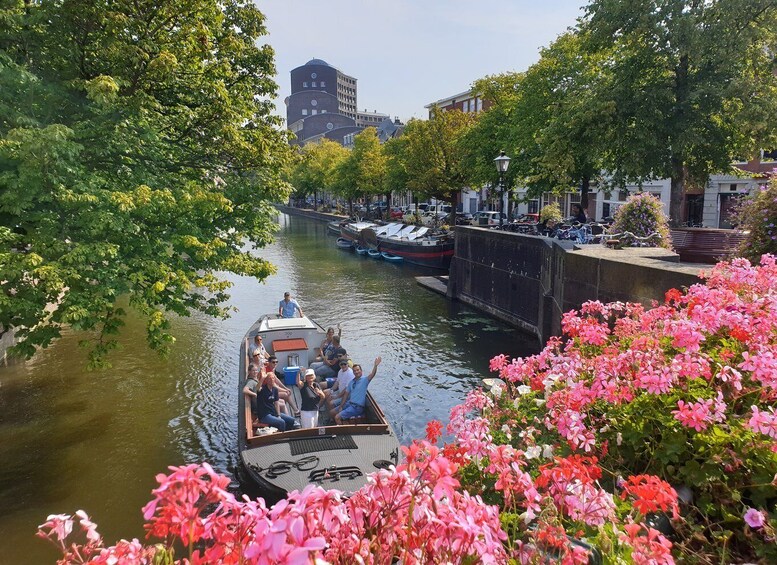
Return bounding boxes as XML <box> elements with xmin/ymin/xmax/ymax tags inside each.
<box><xmin>493</xmin><ymin>150</ymin><xmax>511</xmax><ymax>228</ymax></box>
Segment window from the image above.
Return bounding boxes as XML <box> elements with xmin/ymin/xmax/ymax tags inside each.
<box><xmin>321</xmin><ymin>110</ymin><xmax>326</xmax><ymax>113</ymax></box>
<box><xmin>476</xmin><ymin>98</ymin><xmax>483</xmax><ymax>112</ymax></box>
<box><xmin>301</xmin><ymin>109</ymin><xmax>308</xmax><ymax>116</ymax></box>
<box><xmin>302</xmin><ymin>82</ymin><xmax>308</xmax><ymax>87</ymax></box>
<box><xmin>312</xmin><ymin>109</ymin><xmax>317</xmax><ymax>115</ymax></box>
<box><xmin>312</xmin><ymin>81</ymin><xmax>317</xmax><ymax>87</ymax></box>
<box><xmin>320</xmin><ymin>81</ymin><xmax>326</xmax><ymax>87</ymax></box>
<box><xmin>311</xmin><ymin>99</ymin><xmax>317</xmax><ymax>106</ymax></box>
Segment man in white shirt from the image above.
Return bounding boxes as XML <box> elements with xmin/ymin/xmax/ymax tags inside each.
<box><xmin>325</xmin><ymin>358</ymin><xmax>355</xmax><ymax>411</ymax></box>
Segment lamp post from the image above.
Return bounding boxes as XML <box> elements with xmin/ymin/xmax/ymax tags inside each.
<box><xmin>493</xmin><ymin>150</ymin><xmax>511</xmax><ymax>228</ymax></box>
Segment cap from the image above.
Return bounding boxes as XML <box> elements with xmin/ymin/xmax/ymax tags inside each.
<box><xmin>305</xmin><ymin>368</ymin><xmax>315</xmax><ymax>377</ymax></box>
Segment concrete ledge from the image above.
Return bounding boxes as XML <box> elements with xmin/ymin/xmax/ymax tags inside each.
<box><xmin>416</xmin><ymin>276</ymin><xmax>448</xmax><ymax>297</ymax></box>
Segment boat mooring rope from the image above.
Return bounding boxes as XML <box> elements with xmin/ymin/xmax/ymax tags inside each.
<box><xmin>249</xmin><ymin>455</ymin><xmax>320</xmax><ymax>479</ymax></box>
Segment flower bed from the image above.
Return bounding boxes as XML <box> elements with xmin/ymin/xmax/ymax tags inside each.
<box><xmin>38</xmin><ymin>256</ymin><xmax>777</xmax><ymax>563</ymax></box>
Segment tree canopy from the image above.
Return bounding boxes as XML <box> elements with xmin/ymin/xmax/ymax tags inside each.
<box><xmin>0</xmin><ymin>0</ymin><xmax>291</xmax><ymax>365</ymax></box>
<box><xmin>580</xmin><ymin>0</ymin><xmax>777</xmax><ymax>223</ymax></box>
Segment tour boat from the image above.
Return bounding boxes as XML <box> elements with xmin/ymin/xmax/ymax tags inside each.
<box><xmin>340</xmin><ymin>221</ymin><xmax>454</xmax><ymax>270</ymax></box>
<box><xmin>238</xmin><ymin>315</ymin><xmax>400</xmax><ymax>503</ymax></box>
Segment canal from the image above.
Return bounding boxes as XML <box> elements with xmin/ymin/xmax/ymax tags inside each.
<box><xmin>0</xmin><ymin>213</ymin><xmax>539</xmax><ymax>562</ymax></box>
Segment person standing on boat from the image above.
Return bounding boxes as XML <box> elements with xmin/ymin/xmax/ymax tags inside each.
<box><xmin>250</xmin><ymin>372</ymin><xmax>297</xmax><ymax>431</ymax></box>
<box><xmin>297</xmin><ymin>368</ymin><xmax>325</xmax><ymax>428</ymax></box>
<box><xmin>334</xmin><ymin>357</ymin><xmax>381</xmax><ymax>424</ymax></box>
<box><xmin>278</xmin><ymin>292</ymin><xmax>303</xmax><ymax>318</ymax></box>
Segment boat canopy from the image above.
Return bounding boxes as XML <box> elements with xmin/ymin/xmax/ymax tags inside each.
<box><xmin>389</xmin><ymin>225</ymin><xmax>416</xmax><ymax>239</ymax></box>
<box><xmin>406</xmin><ymin>227</ymin><xmax>429</xmax><ymax>240</ymax></box>
<box><xmin>259</xmin><ymin>316</ymin><xmax>318</xmax><ymax>333</ymax></box>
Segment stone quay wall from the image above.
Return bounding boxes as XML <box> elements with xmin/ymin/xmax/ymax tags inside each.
<box><xmin>275</xmin><ymin>205</ymin><xmax>346</xmax><ymax>223</ymax></box>
<box><xmin>448</xmin><ymin>227</ymin><xmax>705</xmax><ymax>344</ymax></box>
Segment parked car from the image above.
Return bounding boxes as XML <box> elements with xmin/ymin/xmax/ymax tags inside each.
<box><xmin>390</xmin><ymin>207</ymin><xmax>405</xmax><ymax>219</ymax></box>
<box><xmin>471</xmin><ymin>211</ymin><xmax>506</xmax><ymax>226</ymax></box>
<box><xmin>421</xmin><ymin>211</ymin><xmax>450</xmax><ymax>226</ymax></box>
<box><xmin>455</xmin><ymin>212</ymin><xmax>473</xmax><ymax>225</ymax></box>
<box><xmin>514</xmin><ymin>213</ymin><xmax>539</xmax><ymax>224</ymax></box>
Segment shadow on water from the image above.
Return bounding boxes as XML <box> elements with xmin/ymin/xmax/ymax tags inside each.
<box><xmin>0</xmin><ymin>213</ymin><xmax>540</xmax><ymax>562</ymax></box>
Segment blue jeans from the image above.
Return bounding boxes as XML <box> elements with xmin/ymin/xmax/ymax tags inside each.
<box><xmin>260</xmin><ymin>412</ymin><xmax>297</xmax><ymax>431</ymax></box>
<box><xmin>315</xmin><ymin>364</ymin><xmax>336</xmax><ymax>379</ymax></box>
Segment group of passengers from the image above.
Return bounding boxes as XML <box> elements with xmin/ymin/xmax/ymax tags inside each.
<box><xmin>243</xmin><ymin>297</ymin><xmax>382</xmax><ymax>433</ymax></box>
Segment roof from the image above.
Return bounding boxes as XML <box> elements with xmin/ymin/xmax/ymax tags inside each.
<box><xmin>424</xmin><ymin>88</ymin><xmax>475</xmax><ymax>109</ymax></box>
<box><xmin>306</xmin><ymin>58</ymin><xmax>331</xmax><ymax>67</ymax></box>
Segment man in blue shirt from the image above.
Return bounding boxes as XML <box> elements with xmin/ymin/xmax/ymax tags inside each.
<box><xmin>278</xmin><ymin>292</ymin><xmax>303</xmax><ymax>318</ymax></box>
<box><xmin>334</xmin><ymin>356</ymin><xmax>381</xmax><ymax>424</ymax></box>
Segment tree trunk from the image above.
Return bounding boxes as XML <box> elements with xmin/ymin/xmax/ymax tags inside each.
<box><xmin>580</xmin><ymin>176</ymin><xmax>589</xmax><ymax>210</ymax></box>
<box><xmin>669</xmin><ymin>158</ymin><xmax>686</xmax><ymax>227</ymax></box>
<box><xmin>385</xmin><ymin>191</ymin><xmax>392</xmax><ymax>220</ymax></box>
<box><xmin>313</xmin><ymin>189</ymin><xmax>318</xmax><ymax>211</ymax></box>
<box><xmin>348</xmin><ymin>198</ymin><xmax>353</xmax><ymax>218</ymax></box>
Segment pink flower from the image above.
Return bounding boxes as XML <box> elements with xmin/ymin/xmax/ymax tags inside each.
<box><xmin>747</xmin><ymin>406</ymin><xmax>777</xmax><ymax>439</ymax></box>
<box><xmin>672</xmin><ymin>399</ymin><xmax>714</xmax><ymax>432</ymax></box>
<box><xmin>744</xmin><ymin>507</ymin><xmax>766</xmax><ymax>529</ymax></box>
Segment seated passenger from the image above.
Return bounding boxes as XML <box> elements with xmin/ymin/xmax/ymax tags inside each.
<box><xmin>297</xmin><ymin>368</ymin><xmax>325</xmax><ymax>428</ymax></box>
<box><xmin>249</xmin><ymin>334</ymin><xmax>268</xmax><ymax>361</ymax></box>
<box><xmin>334</xmin><ymin>356</ymin><xmax>381</xmax><ymax>424</ymax></box>
<box><xmin>325</xmin><ymin>358</ymin><xmax>355</xmax><ymax>411</ymax></box>
<box><xmin>251</xmin><ymin>372</ymin><xmax>297</xmax><ymax>431</ymax></box>
<box><xmin>312</xmin><ymin>335</ymin><xmax>346</xmax><ymax>380</ymax></box>
<box><xmin>265</xmin><ymin>355</ymin><xmax>299</xmax><ymax>417</ymax></box>
<box><xmin>315</xmin><ymin>324</ymin><xmax>342</xmax><ymax>361</ymax></box>
<box><xmin>242</xmin><ymin>363</ymin><xmax>266</xmax><ymax>423</ymax></box>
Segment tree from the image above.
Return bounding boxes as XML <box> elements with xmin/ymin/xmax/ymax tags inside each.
<box><xmin>332</xmin><ymin>128</ymin><xmax>385</xmax><ymax>217</ymax></box>
<box><xmin>289</xmin><ymin>139</ymin><xmax>348</xmax><ymax>209</ymax></box>
<box><xmin>459</xmin><ymin>73</ymin><xmax>523</xmax><ymax>213</ymax></box>
<box><xmin>581</xmin><ymin>0</ymin><xmax>777</xmax><ymax>225</ymax></box>
<box><xmin>402</xmin><ymin>108</ymin><xmax>475</xmax><ymax>224</ymax></box>
<box><xmin>383</xmin><ymin>135</ymin><xmax>410</xmax><ymax>218</ymax></box>
<box><xmin>0</xmin><ymin>0</ymin><xmax>291</xmax><ymax>365</ymax></box>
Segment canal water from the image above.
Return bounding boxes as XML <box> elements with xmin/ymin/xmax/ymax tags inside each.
<box><xmin>0</xmin><ymin>214</ymin><xmax>539</xmax><ymax>563</ymax></box>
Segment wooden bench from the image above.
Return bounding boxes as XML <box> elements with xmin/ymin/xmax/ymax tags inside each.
<box><xmin>670</xmin><ymin>228</ymin><xmax>747</xmax><ymax>264</ymax></box>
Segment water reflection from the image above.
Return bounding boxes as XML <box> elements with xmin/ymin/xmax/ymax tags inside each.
<box><xmin>0</xmin><ymin>213</ymin><xmax>539</xmax><ymax>562</ymax></box>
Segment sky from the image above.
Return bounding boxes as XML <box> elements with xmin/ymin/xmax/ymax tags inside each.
<box><xmin>257</xmin><ymin>0</ymin><xmax>588</xmax><ymax>123</ymax></box>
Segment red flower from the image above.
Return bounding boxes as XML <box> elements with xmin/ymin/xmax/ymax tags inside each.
<box><xmin>425</xmin><ymin>420</ymin><xmax>444</xmax><ymax>444</ymax></box>
<box><xmin>621</xmin><ymin>475</ymin><xmax>679</xmax><ymax>519</ymax></box>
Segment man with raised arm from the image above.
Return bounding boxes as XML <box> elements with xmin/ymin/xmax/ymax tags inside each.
<box><xmin>334</xmin><ymin>356</ymin><xmax>381</xmax><ymax>424</ymax></box>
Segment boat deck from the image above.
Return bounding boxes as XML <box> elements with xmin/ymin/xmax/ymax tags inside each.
<box><xmin>241</xmin><ymin>431</ymin><xmax>399</xmax><ymax>495</ymax></box>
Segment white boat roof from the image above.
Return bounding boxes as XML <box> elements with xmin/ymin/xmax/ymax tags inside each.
<box><xmin>259</xmin><ymin>316</ymin><xmax>318</xmax><ymax>332</ymax></box>
<box><xmin>406</xmin><ymin>227</ymin><xmax>429</xmax><ymax>240</ymax></box>
<box><xmin>389</xmin><ymin>225</ymin><xmax>416</xmax><ymax>239</ymax></box>
<box><xmin>351</xmin><ymin>221</ymin><xmax>377</xmax><ymax>231</ymax></box>
<box><xmin>384</xmin><ymin>223</ymin><xmax>404</xmax><ymax>236</ymax></box>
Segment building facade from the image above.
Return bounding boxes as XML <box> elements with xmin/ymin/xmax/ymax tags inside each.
<box><xmin>286</xmin><ymin>59</ymin><xmax>400</xmax><ymax>147</ymax></box>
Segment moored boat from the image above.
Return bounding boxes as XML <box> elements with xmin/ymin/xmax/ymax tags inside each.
<box><xmin>381</xmin><ymin>251</ymin><xmax>403</xmax><ymax>262</ymax></box>
<box><xmin>355</xmin><ymin>245</ymin><xmax>369</xmax><ymax>255</ymax></box>
<box><xmin>336</xmin><ymin>237</ymin><xmax>353</xmax><ymax>250</ymax></box>
<box><xmin>367</xmin><ymin>248</ymin><xmax>382</xmax><ymax>259</ymax></box>
<box><xmin>340</xmin><ymin>221</ymin><xmax>453</xmax><ymax>270</ymax></box>
<box><xmin>327</xmin><ymin>220</ymin><xmax>344</xmax><ymax>236</ymax></box>
<box><xmin>238</xmin><ymin>315</ymin><xmax>400</xmax><ymax>502</ymax></box>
